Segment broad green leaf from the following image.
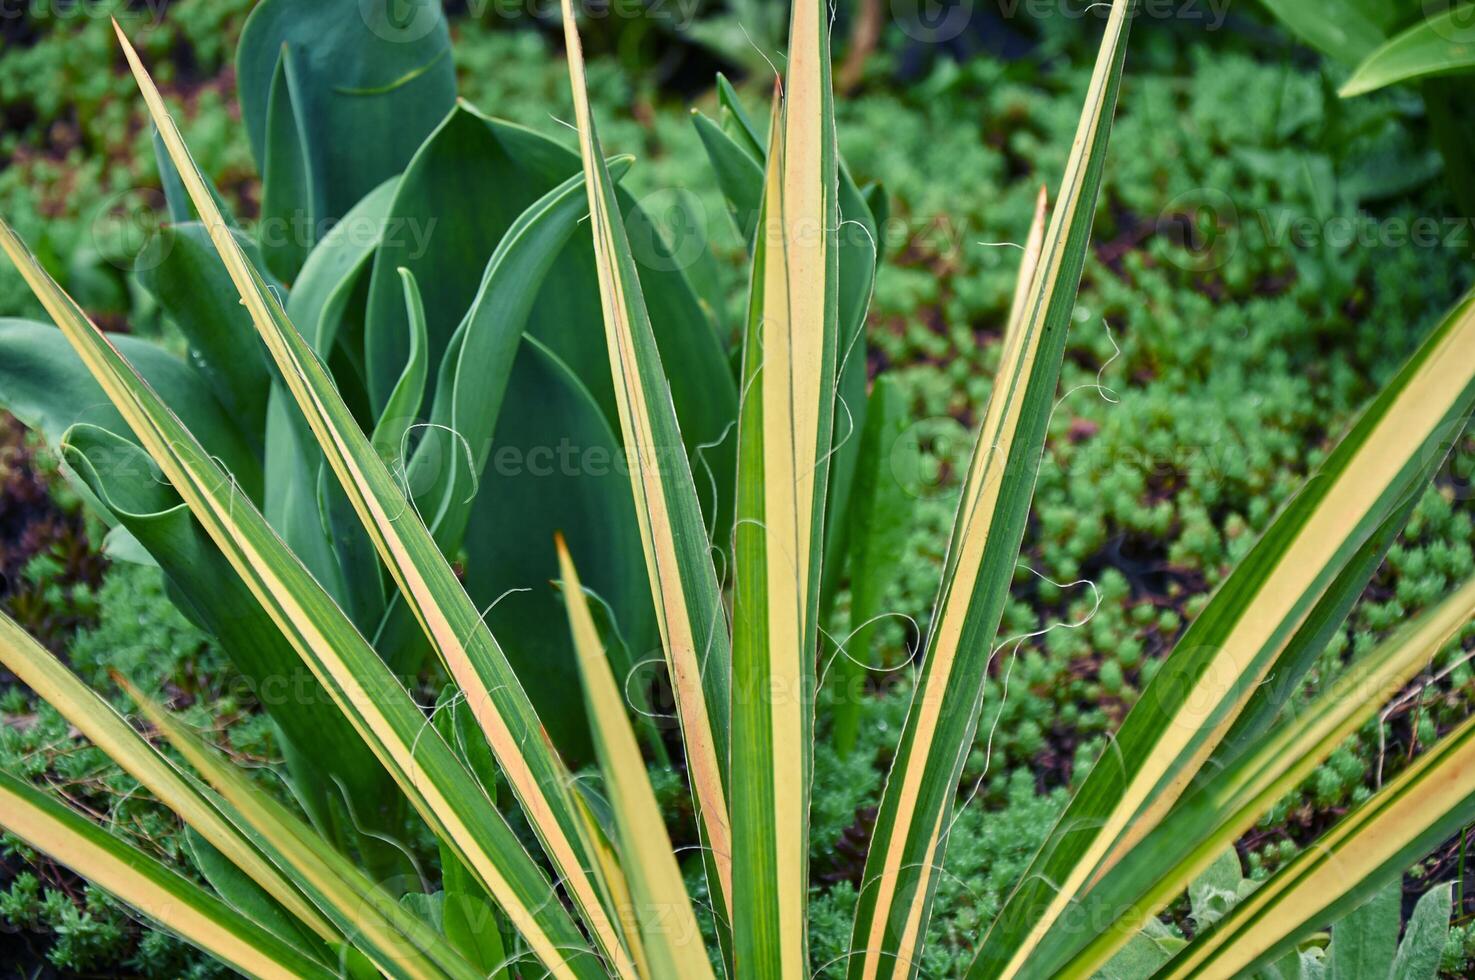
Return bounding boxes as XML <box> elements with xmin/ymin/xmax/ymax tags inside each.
<box><xmin>285</xmin><ymin>175</ymin><xmax>399</xmax><ymax>358</ymax></box>
<box><xmin>1390</xmin><ymin>882</ymin><xmax>1454</xmax><ymax>980</ymax></box>
<box><xmin>558</xmin><ymin>538</ymin><xmax>716</xmax><ymax>980</ymax></box>
<box><xmin>135</xmin><ymin>223</ymin><xmax>273</xmax><ymax>450</ymax></box>
<box><xmin>358</xmin><ymin>101</ymin><xmax>736</xmax><ymax>545</ymax></box>
<box><xmin>355</xmin><ymin>98</ymin><xmax>728</xmax><ymax>692</ymax></box>
<box><xmin>369</xmin><ymin>267</ymin><xmax>429</xmax><ymax>462</ymax></box>
<box><xmin>975</xmin><ymin>268</ymin><xmax>1475</xmax><ymax>978</ymax></box>
<box><xmin>1342</xmin><ymin>9</ymin><xmax>1475</xmax><ymax>97</ymax></box>
<box><xmin>264</xmin><ymin>179</ymin><xmax>399</xmax><ymax>610</ymax></box>
<box><xmin>236</xmin><ymin>0</ymin><xmax>456</xmax><ymax>237</ymax></box>
<box><xmin>260</xmin><ymin>48</ymin><xmax>313</xmax><ymax>281</ymax></box>
<box><xmin>0</xmin><ymin>771</ymin><xmax>337</xmax><ymax>980</ymax></box>
<box><xmin>371</xmin><ymin>164</ymin><xmax>650</xmax><ymax>704</ymax></box>
<box><xmin>62</xmin><ymin>424</ymin><xmax>405</xmax><ymax>871</ymax></box>
<box><xmin>1326</xmin><ymin>880</ymin><xmax>1399</xmax><ymax>980</ymax></box>
<box><xmin>0</xmin><ymin>611</ymin><xmax>339</xmax><ymax>949</ymax></box>
<box><xmin>853</xmin><ymin>4</ymin><xmax>1135</xmax><ymax>975</ymax></box>
<box><xmin>1154</xmin><ymin>714</ymin><xmax>1475</xmax><ymax>979</ymax></box>
<box><xmin>560</xmin><ymin>0</ymin><xmax>736</xmax><ymax>929</ymax></box>
<box><xmin>0</xmin><ymin>213</ymin><xmax>607</xmax><ymax>980</ymax></box>
<box><xmin>1042</xmin><ymin>576</ymin><xmax>1475</xmax><ymax>979</ymax></box>
<box><xmin>0</xmin><ymin>318</ymin><xmax>261</xmax><ymax>499</ymax></box>
<box><xmin>404</xmin><ymin>161</ymin><xmax>631</xmax><ymax>557</ymax></box>
<box><xmin>458</xmin><ymin>339</ymin><xmax>652</xmax><ymax>761</ymax></box>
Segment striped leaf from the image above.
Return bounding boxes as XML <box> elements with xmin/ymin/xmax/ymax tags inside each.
<box><xmin>0</xmin><ymin>217</ymin><xmax>604</xmax><ymax>980</ymax></box>
<box><xmin>0</xmin><ymin>612</ymin><xmax>338</xmax><ymax>948</ymax></box>
<box><xmin>0</xmin><ymin>770</ymin><xmax>338</xmax><ymax>980</ymax></box>
<box><xmin>729</xmin><ymin>0</ymin><xmax>841</xmax><ymax>969</ymax></box>
<box><xmin>1042</xmin><ymin>576</ymin><xmax>1475</xmax><ymax>978</ymax></box>
<box><xmin>970</xmin><ymin>252</ymin><xmax>1475</xmax><ymax>977</ymax></box>
<box><xmin>118</xmin><ymin>677</ymin><xmax>484</xmax><ymax>980</ymax></box>
<box><xmin>113</xmin><ymin>24</ymin><xmax>634</xmax><ymax>974</ymax></box>
<box><xmin>848</xmin><ymin>4</ymin><xmax>1135</xmax><ymax>976</ymax></box>
<box><xmin>558</xmin><ymin>0</ymin><xmax>736</xmax><ymax>931</ymax></box>
<box><xmin>1003</xmin><ymin>185</ymin><xmax>1049</xmax><ymax>347</ymax></box>
<box><xmin>559</xmin><ymin>537</ymin><xmax>716</xmax><ymax>980</ymax></box>
<box><xmin>1154</xmin><ymin>712</ymin><xmax>1475</xmax><ymax>979</ymax></box>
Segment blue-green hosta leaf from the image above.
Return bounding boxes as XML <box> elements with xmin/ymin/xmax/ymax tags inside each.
<box><xmin>135</xmin><ymin>223</ymin><xmax>273</xmax><ymax>453</ymax></box>
<box><xmin>855</xmin><ymin>4</ymin><xmax>1135</xmax><ymax>974</ymax></box>
<box><xmin>0</xmin><ymin>317</ymin><xmax>261</xmax><ymax>499</ymax></box>
<box><xmin>236</xmin><ymin>0</ymin><xmax>455</xmax><ymax>241</ymax></box>
<box><xmin>460</xmin><ymin>339</ymin><xmax>653</xmax><ymax>762</ymax></box>
<box><xmin>361</xmin><ymin>101</ymin><xmax>737</xmax><ymax>541</ymax></box>
<box><xmin>61</xmin><ymin>424</ymin><xmax>407</xmax><ymax>874</ymax></box>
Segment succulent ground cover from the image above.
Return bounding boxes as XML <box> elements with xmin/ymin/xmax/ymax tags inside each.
<box><xmin>0</xmin><ymin>4</ymin><xmax>1473</xmax><ymax>977</ymax></box>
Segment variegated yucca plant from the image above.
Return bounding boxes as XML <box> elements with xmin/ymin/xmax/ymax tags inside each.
<box><xmin>2</xmin><ymin>1</ymin><xmax>1475</xmax><ymax>978</ymax></box>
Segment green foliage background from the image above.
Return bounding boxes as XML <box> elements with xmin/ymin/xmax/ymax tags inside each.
<box><xmin>1</xmin><ymin>2</ymin><xmax>1474</xmax><ymax>975</ymax></box>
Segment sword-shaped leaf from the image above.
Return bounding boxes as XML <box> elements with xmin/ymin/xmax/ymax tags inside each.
<box><xmin>0</xmin><ymin>612</ymin><xmax>338</xmax><ymax>949</ymax></box>
<box><xmin>0</xmin><ymin>217</ymin><xmax>606</xmax><ymax>980</ymax></box>
<box><xmin>0</xmin><ymin>770</ymin><xmax>338</xmax><ymax>980</ymax></box>
<box><xmin>1043</xmin><ymin>577</ymin><xmax>1475</xmax><ymax>978</ymax></box>
<box><xmin>729</xmin><ymin>0</ymin><xmax>842</xmax><ymax>967</ymax></box>
<box><xmin>971</xmin><ymin>238</ymin><xmax>1475</xmax><ymax>980</ymax></box>
<box><xmin>114</xmin><ymin>23</ymin><xmax>635</xmax><ymax>974</ymax></box>
<box><xmin>1154</xmin><ymin>712</ymin><xmax>1475</xmax><ymax>979</ymax></box>
<box><xmin>118</xmin><ymin>676</ymin><xmax>485</xmax><ymax>980</ymax></box>
<box><xmin>558</xmin><ymin>0</ymin><xmax>736</xmax><ymax>931</ymax></box>
<box><xmin>558</xmin><ymin>537</ymin><xmax>716</xmax><ymax>980</ymax></box>
<box><xmin>850</xmin><ymin>4</ymin><xmax>1134</xmax><ymax>976</ymax></box>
